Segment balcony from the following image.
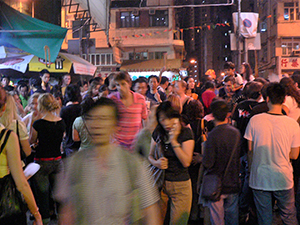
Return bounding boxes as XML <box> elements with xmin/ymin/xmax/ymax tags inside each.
<box><xmin>111</xmin><ymin>27</ymin><xmax>184</xmax><ymax>48</ymax></box>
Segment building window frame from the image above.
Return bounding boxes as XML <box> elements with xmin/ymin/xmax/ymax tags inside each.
<box><xmin>284</xmin><ymin>2</ymin><xmax>299</xmax><ymax>21</ymax></box>
<box><xmin>281</xmin><ymin>38</ymin><xmax>300</xmax><ymax>56</ymax></box>
<box><xmin>120</xmin><ymin>11</ymin><xmax>140</xmax><ymax>28</ymax></box>
<box><xmin>149</xmin><ymin>10</ymin><xmax>168</xmax><ymax>27</ymax></box>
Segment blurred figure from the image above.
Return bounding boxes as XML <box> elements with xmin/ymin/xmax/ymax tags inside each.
<box><xmin>223</xmin><ymin>62</ymin><xmax>243</xmax><ymax>92</ymax></box>
<box><xmin>30</xmin><ymin>93</ymin><xmax>66</xmax><ymax>224</ymax></box>
<box><xmin>133</xmin><ymin>77</ymin><xmax>154</xmax><ymax>112</ymax></box>
<box><xmin>1</xmin><ymin>75</ymin><xmax>14</xmax><ymax>91</ymax></box>
<box><xmin>174</xmin><ymin>80</ymin><xmax>192</xmax><ymax>116</ymax></box>
<box><xmin>77</xmin><ymin>80</ymin><xmax>89</xmax><ymax>98</ymax></box>
<box><xmin>158</xmin><ymin>76</ymin><xmax>169</xmax><ymax>93</ymax></box>
<box><xmin>280</xmin><ymin>77</ymin><xmax>300</xmax><ymax>121</ymax></box>
<box><xmin>40</xmin><ymin>69</ymin><xmax>52</xmax><ymax>93</ymax></box>
<box><xmin>109</xmin><ymin>71</ymin><xmax>148</xmax><ymax>151</ymax></box>
<box><xmin>167</xmin><ymin>94</ymin><xmax>182</xmax><ymax>114</ymax></box>
<box><xmin>147</xmin><ymin>75</ymin><xmax>167</xmax><ymax>104</ymax></box>
<box><xmin>148</xmin><ymin>101</ymin><xmax>194</xmax><ymax>225</ymax></box>
<box><xmin>61</xmin><ymin>74</ymin><xmax>71</xmax><ymax>96</ymax></box>
<box><xmin>0</xmin><ymin>86</ymin><xmax>42</xmax><ymax>225</ymax></box>
<box><xmin>18</xmin><ymin>82</ymin><xmax>29</xmax><ymax>109</ymax></box>
<box><xmin>60</xmin><ymin>84</ymin><xmax>82</xmax><ymax>157</ymax></box>
<box><xmin>9</xmin><ymin>90</ymin><xmax>26</xmax><ymax>118</ymax></box>
<box><xmin>201</xmin><ymin>81</ymin><xmax>216</xmax><ymax>115</ymax></box>
<box><xmin>22</xmin><ymin>93</ymin><xmax>41</xmax><ymax>135</ymax></box>
<box><xmin>240</xmin><ymin>62</ymin><xmax>255</xmax><ymax>85</ymax></box>
<box><xmin>105</xmin><ymin>73</ymin><xmax>117</xmax><ymax>94</ymax></box>
<box><xmin>185</xmin><ymin>76</ymin><xmax>199</xmax><ymax>100</ymax></box>
<box><xmin>201</xmin><ymin>99</ymin><xmax>241</xmax><ymax>225</ymax></box>
<box><xmin>84</xmin><ymin>80</ymin><xmax>101</xmax><ymax>100</ymax></box>
<box><xmin>56</xmin><ymin>97</ymin><xmax>161</xmax><ymax>225</ymax></box>
<box><xmin>99</xmin><ymin>84</ymin><xmax>109</xmax><ymax>98</ymax></box>
<box><xmin>29</xmin><ymin>77</ymin><xmax>46</xmax><ymax>95</ymax></box>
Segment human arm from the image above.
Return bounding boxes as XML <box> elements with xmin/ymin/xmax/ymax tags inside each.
<box><xmin>247</xmin><ymin>140</ymin><xmax>253</xmax><ymax>170</ymax></box>
<box><xmin>6</xmin><ymin>131</ymin><xmax>42</xmax><ymax>224</ymax></box>
<box><xmin>72</xmin><ymin>127</ymin><xmax>80</xmax><ymax>142</ymax></box>
<box><xmin>170</xmin><ymin>121</ymin><xmax>194</xmax><ymax>168</ymax></box>
<box><xmin>148</xmin><ymin>138</ymin><xmax>168</xmax><ymax>169</ymax></box>
<box><xmin>158</xmin><ymin>66</ymin><xmax>166</xmax><ymax>84</ymax></box>
<box><xmin>58</xmin><ymin>201</ymin><xmax>76</xmax><ymax>225</ymax></box>
<box><xmin>30</xmin><ymin>127</ymin><xmax>38</xmax><ymax>144</ymax></box>
<box><xmin>20</xmin><ymin>139</ymin><xmax>32</xmax><ymax>156</ymax></box>
<box><xmin>290</xmin><ymin>147</ymin><xmax>300</xmax><ymax>160</ymax></box>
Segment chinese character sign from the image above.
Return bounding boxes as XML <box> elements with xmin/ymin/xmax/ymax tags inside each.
<box><xmin>281</xmin><ymin>58</ymin><xmax>300</xmax><ymax>69</ymax></box>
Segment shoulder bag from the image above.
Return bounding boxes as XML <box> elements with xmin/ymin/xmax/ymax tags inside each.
<box><xmin>200</xmin><ymin>139</ymin><xmax>238</xmax><ymax>202</ymax></box>
<box><xmin>0</xmin><ymin>128</ymin><xmax>27</xmax><ymax>221</ymax></box>
<box><xmin>148</xmin><ymin>139</ymin><xmax>165</xmax><ymax>190</ymax></box>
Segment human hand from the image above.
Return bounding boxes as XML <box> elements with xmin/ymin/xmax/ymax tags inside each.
<box><xmin>169</xmin><ymin>119</ymin><xmax>181</xmax><ymax>143</ymax></box>
<box><xmin>33</xmin><ymin>212</ymin><xmax>42</xmax><ymax>225</ymax></box>
<box><xmin>154</xmin><ymin>92</ymin><xmax>161</xmax><ymax>103</ymax></box>
<box><xmin>157</xmin><ymin>157</ymin><xmax>168</xmax><ymax>169</ymax></box>
<box><xmin>192</xmin><ymin>152</ymin><xmax>203</xmax><ymax>165</ymax></box>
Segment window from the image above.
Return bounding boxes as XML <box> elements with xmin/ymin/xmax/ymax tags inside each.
<box><xmin>85</xmin><ymin>53</ymin><xmax>115</xmax><ymax>66</ymax></box>
<box><xmin>149</xmin><ymin>10</ymin><xmax>168</xmax><ymax>27</ymax></box>
<box><xmin>284</xmin><ymin>2</ymin><xmax>299</xmax><ymax>21</ymax></box>
<box><xmin>273</xmin><ymin>8</ymin><xmax>277</xmax><ymax>24</ymax></box>
<box><xmin>128</xmin><ymin>52</ymin><xmax>165</xmax><ymax>60</ymax></box>
<box><xmin>281</xmin><ymin>38</ymin><xmax>300</xmax><ymax>56</ymax></box>
<box><xmin>261</xmin><ymin>20</ymin><xmax>267</xmax><ymax>32</ymax></box>
<box><xmin>120</xmin><ymin>11</ymin><xmax>140</xmax><ymax>28</ymax></box>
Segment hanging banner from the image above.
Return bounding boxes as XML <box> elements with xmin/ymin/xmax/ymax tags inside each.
<box><xmin>232</xmin><ymin>12</ymin><xmax>259</xmax><ymax>38</ymax></box>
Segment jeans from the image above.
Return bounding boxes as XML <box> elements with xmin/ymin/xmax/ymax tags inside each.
<box><xmin>253</xmin><ymin>188</ymin><xmax>298</xmax><ymax>225</ymax></box>
<box><xmin>160</xmin><ymin>179</ymin><xmax>192</xmax><ymax>225</ymax></box>
<box><xmin>32</xmin><ymin>159</ymin><xmax>63</xmax><ymax>219</ymax></box>
<box><xmin>206</xmin><ymin>193</ymin><xmax>239</xmax><ymax>225</ymax></box>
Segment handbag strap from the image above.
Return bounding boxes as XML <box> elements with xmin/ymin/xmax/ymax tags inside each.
<box><xmin>223</xmin><ymin>137</ymin><xmax>239</xmax><ymax>179</ymax></box>
<box><xmin>0</xmin><ymin>129</ymin><xmax>12</xmax><ymax>155</ymax></box>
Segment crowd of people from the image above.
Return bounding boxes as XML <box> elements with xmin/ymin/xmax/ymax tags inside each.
<box><xmin>0</xmin><ymin>62</ymin><xmax>300</xmax><ymax>225</ymax></box>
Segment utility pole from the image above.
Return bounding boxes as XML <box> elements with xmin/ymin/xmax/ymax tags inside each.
<box><xmin>237</xmin><ymin>0</ymin><xmax>241</xmax><ymax>69</ymax></box>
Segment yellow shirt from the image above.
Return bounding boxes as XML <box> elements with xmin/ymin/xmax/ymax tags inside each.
<box><xmin>0</xmin><ymin>126</ymin><xmax>9</xmax><ymax>178</ymax></box>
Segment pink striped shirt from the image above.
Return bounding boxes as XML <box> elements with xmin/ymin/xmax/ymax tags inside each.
<box><xmin>109</xmin><ymin>91</ymin><xmax>148</xmax><ymax>151</ymax></box>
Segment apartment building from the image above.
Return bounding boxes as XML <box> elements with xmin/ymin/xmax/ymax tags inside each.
<box><xmin>257</xmin><ymin>0</ymin><xmax>300</xmax><ymax>78</ymax></box>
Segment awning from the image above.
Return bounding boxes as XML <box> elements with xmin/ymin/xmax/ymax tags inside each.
<box><xmin>0</xmin><ymin>1</ymin><xmax>67</xmax><ymax>62</ymax></box>
<box><xmin>0</xmin><ymin>46</ymin><xmax>96</xmax><ymax>76</ymax></box>
<box><xmin>120</xmin><ymin>59</ymin><xmax>182</xmax><ymax>72</ymax></box>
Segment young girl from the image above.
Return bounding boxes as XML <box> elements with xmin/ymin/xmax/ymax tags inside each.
<box><xmin>30</xmin><ymin>93</ymin><xmax>66</xmax><ymax>224</ymax></box>
<box><xmin>148</xmin><ymin>101</ymin><xmax>194</xmax><ymax>225</ymax></box>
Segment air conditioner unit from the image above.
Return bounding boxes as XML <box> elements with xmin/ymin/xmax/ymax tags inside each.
<box><xmin>149</xmin><ymin>9</ymin><xmax>156</xmax><ymax>15</ymax></box>
<box><xmin>132</xmin><ymin>10</ymin><xmax>139</xmax><ymax>16</ymax></box>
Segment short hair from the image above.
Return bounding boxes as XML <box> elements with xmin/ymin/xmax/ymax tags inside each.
<box><xmin>245</xmin><ymin>81</ymin><xmax>263</xmax><ymax>99</ymax></box>
<box><xmin>115</xmin><ymin>71</ymin><xmax>132</xmax><ymax>84</ymax></box>
<box><xmin>291</xmin><ymin>74</ymin><xmax>300</xmax><ymax>86</ymax></box>
<box><xmin>266</xmin><ymin>82</ymin><xmax>286</xmax><ymax>105</ymax></box>
<box><xmin>210</xmin><ymin>99</ymin><xmax>229</xmax><ymax>121</ymax></box>
<box><xmin>148</xmin><ymin>75</ymin><xmax>159</xmax><ymax>83</ymax></box>
<box><xmin>1</xmin><ymin>75</ymin><xmax>10</xmax><ymax>82</ymax></box>
<box><xmin>64</xmin><ymin>84</ymin><xmax>82</xmax><ymax>103</ymax></box>
<box><xmin>29</xmin><ymin>77</ymin><xmax>42</xmax><ymax>88</ymax></box>
<box><xmin>40</xmin><ymin>69</ymin><xmax>50</xmax><ymax>76</ymax></box>
<box><xmin>82</xmin><ymin>97</ymin><xmax>120</xmax><ymax>122</ymax></box>
<box><xmin>77</xmin><ymin>80</ymin><xmax>88</xmax><ymax>87</ymax></box>
<box><xmin>224</xmin><ymin>76</ymin><xmax>235</xmax><ymax>84</ymax></box>
<box><xmin>135</xmin><ymin>77</ymin><xmax>148</xmax><ymax>85</ymax></box>
<box><xmin>224</xmin><ymin>61</ymin><xmax>235</xmax><ymax>70</ymax></box>
<box><xmin>160</xmin><ymin>76</ymin><xmax>169</xmax><ymax>85</ymax></box>
<box><xmin>185</xmin><ymin>99</ymin><xmax>204</xmax><ymax>120</ymax></box>
<box><xmin>204</xmin><ymin>81</ymin><xmax>215</xmax><ymax>90</ymax></box>
<box><xmin>18</xmin><ymin>82</ymin><xmax>28</xmax><ymax>90</ymax></box>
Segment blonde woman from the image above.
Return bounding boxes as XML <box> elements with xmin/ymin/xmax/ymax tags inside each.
<box><xmin>0</xmin><ymin>94</ymin><xmax>31</xmax><ymax>158</ymax></box>
<box><xmin>0</xmin><ymin>86</ymin><xmax>42</xmax><ymax>225</ymax></box>
<box><xmin>30</xmin><ymin>93</ymin><xmax>66</xmax><ymax>224</ymax></box>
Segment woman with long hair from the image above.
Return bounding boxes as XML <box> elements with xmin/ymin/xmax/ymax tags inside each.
<box><xmin>0</xmin><ymin>94</ymin><xmax>31</xmax><ymax>158</ymax></box>
<box><xmin>280</xmin><ymin>77</ymin><xmax>300</xmax><ymax>121</ymax></box>
<box><xmin>240</xmin><ymin>62</ymin><xmax>254</xmax><ymax>85</ymax></box>
<box><xmin>83</xmin><ymin>80</ymin><xmax>100</xmax><ymax>100</ymax></box>
<box><xmin>185</xmin><ymin>76</ymin><xmax>198</xmax><ymax>100</ymax></box>
<box><xmin>148</xmin><ymin>101</ymin><xmax>194</xmax><ymax>224</ymax></box>
<box><xmin>0</xmin><ymin>86</ymin><xmax>42</xmax><ymax>225</ymax></box>
<box><xmin>30</xmin><ymin>93</ymin><xmax>66</xmax><ymax>224</ymax></box>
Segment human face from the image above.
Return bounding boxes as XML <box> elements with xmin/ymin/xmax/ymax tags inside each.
<box><xmin>85</xmin><ymin>105</ymin><xmax>117</xmax><ymax>145</ymax></box>
<box><xmin>240</xmin><ymin>65</ymin><xmax>246</xmax><ymax>74</ymax></box>
<box><xmin>134</xmin><ymin>82</ymin><xmax>148</xmax><ymax>96</ymax></box>
<box><xmin>149</xmin><ymin>78</ymin><xmax>159</xmax><ymax>91</ymax></box>
<box><xmin>41</xmin><ymin>73</ymin><xmax>50</xmax><ymax>83</ymax></box>
<box><xmin>13</xmin><ymin>94</ymin><xmax>21</xmax><ymax>104</ymax></box>
<box><xmin>224</xmin><ymin>81</ymin><xmax>233</xmax><ymax>93</ymax></box>
<box><xmin>224</xmin><ymin>68</ymin><xmax>235</xmax><ymax>77</ymax></box>
<box><xmin>30</xmin><ymin>98</ymin><xmax>38</xmax><ymax>112</ymax></box>
<box><xmin>63</xmin><ymin>75</ymin><xmax>71</xmax><ymax>86</ymax></box>
<box><xmin>19</xmin><ymin>87</ymin><xmax>28</xmax><ymax>97</ymax></box>
<box><xmin>115</xmin><ymin>79</ymin><xmax>131</xmax><ymax>97</ymax></box>
<box><xmin>158</xmin><ymin>112</ymin><xmax>178</xmax><ymax>133</ymax></box>
<box><xmin>174</xmin><ymin>81</ymin><xmax>184</xmax><ymax>95</ymax></box>
<box><xmin>188</xmin><ymin>78</ymin><xmax>195</xmax><ymax>90</ymax></box>
<box><xmin>92</xmin><ymin>85</ymin><xmax>100</xmax><ymax>96</ymax></box>
<box><xmin>1</xmin><ymin>78</ymin><xmax>9</xmax><ymax>87</ymax></box>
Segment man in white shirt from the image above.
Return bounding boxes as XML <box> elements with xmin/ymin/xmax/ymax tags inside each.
<box><xmin>244</xmin><ymin>82</ymin><xmax>300</xmax><ymax>225</ymax></box>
